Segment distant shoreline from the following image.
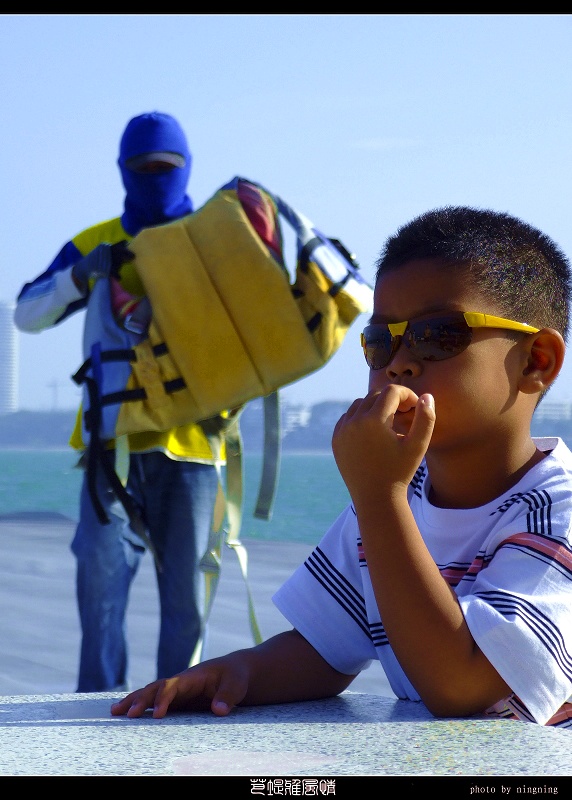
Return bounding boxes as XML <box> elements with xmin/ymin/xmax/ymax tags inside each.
<box><xmin>0</xmin><ymin>446</ymin><xmax>72</xmax><ymax>452</ymax></box>
<box><xmin>0</xmin><ymin>446</ymin><xmax>334</xmax><ymax>456</ymax></box>
<box><xmin>2</xmin><ymin>406</ymin><xmax>570</xmax><ymax>453</ymax></box>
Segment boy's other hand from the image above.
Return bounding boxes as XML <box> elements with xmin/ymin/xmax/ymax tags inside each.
<box><xmin>110</xmin><ymin>655</ymin><xmax>250</xmax><ymax>719</ymax></box>
<box><xmin>332</xmin><ymin>386</ymin><xmax>435</xmax><ymax>505</ymax></box>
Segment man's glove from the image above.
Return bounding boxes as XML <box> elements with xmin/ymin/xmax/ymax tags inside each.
<box><xmin>72</xmin><ymin>241</ymin><xmax>134</xmax><ymax>293</ymax></box>
<box><xmin>110</xmin><ymin>240</ymin><xmax>135</xmax><ymax>274</ymax></box>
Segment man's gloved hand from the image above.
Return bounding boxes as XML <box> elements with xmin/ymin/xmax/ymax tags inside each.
<box><xmin>72</xmin><ymin>241</ymin><xmax>135</xmax><ymax>293</ymax></box>
<box><xmin>110</xmin><ymin>240</ymin><xmax>135</xmax><ymax>275</ymax></box>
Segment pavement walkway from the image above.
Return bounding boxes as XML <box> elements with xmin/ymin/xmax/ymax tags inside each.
<box><xmin>3</xmin><ymin>514</ymin><xmax>571</xmax><ymax>783</ymax></box>
<box><xmin>0</xmin><ymin>512</ymin><xmax>394</xmax><ymax>698</ymax></box>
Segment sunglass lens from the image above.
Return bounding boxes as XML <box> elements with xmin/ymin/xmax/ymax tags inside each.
<box><xmin>362</xmin><ymin>326</ymin><xmax>394</xmax><ymax>369</ymax></box>
<box><xmin>406</xmin><ymin>317</ymin><xmax>472</xmax><ymax>361</ymax></box>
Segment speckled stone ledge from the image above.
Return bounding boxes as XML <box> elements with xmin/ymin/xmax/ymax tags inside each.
<box><xmin>0</xmin><ymin>690</ymin><xmax>569</xmax><ymax>777</ymax></box>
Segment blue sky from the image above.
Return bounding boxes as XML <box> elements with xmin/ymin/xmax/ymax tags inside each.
<box><xmin>2</xmin><ymin>13</ymin><xmax>572</xmax><ymax>411</ymax></box>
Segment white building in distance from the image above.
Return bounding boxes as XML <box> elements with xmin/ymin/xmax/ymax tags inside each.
<box><xmin>0</xmin><ymin>301</ymin><xmax>18</xmax><ymax>414</ymax></box>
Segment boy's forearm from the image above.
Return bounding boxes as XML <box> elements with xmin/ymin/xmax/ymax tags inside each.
<box><xmin>354</xmin><ymin>495</ymin><xmax>511</xmax><ymax>717</ymax></box>
<box><xmin>240</xmin><ymin>629</ymin><xmax>355</xmax><ymax>706</ymax></box>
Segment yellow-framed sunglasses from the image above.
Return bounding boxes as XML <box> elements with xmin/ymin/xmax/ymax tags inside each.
<box><xmin>361</xmin><ymin>311</ymin><xmax>539</xmax><ymax>370</ymax></box>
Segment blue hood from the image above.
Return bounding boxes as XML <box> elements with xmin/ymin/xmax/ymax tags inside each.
<box><xmin>118</xmin><ymin>112</ymin><xmax>193</xmax><ymax>236</ymax></box>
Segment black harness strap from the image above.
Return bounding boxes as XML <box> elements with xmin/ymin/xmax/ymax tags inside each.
<box><xmin>81</xmin><ymin>376</ymin><xmax>160</xmax><ymax>570</ymax></box>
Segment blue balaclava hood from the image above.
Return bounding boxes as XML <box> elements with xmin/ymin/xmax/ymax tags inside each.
<box><xmin>118</xmin><ymin>111</ymin><xmax>193</xmax><ymax>236</ymax></box>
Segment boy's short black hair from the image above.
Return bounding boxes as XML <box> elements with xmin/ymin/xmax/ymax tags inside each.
<box><xmin>376</xmin><ymin>206</ymin><xmax>571</xmax><ymax>342</ymax></box>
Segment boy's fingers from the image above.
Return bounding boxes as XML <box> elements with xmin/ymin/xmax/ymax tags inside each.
<box><xmin>109</xmin><ymin>667</ymin><xmax>246</xmax><ymax>720</ymax></box>
<box><xmin>381</xmin><ymin>385</ymin><xmax>419</xmax><ymax>414</ymax></box>
<box><xmin>417</xmin><ymin>393</ymin><xmax>435</xmax><ymax>422</ymax></box>
<box><xmin>210</xmin><ymin>673</ymin><xmax>248</xmax><ymax>717</ymax></box>
<box><xmin>110</xmin><ymin>688</ymin><xmax>154</xmax><ymax>718</ymax></box>
<box><xmin>407</xmin><ymin>394</ymin><xmax>435</xmax><ymax>456</ymax></box>
<box><xmin>151</xmin><ymin>687</ymin><xmax>178</xmax><ymax>718</ymax></box>
<box><xmin>110</xmin><ymin>697</ymin><xmax>131</xmax><ymax>716</ymax></box>
<box><xmin>150</xmin><ymin>675</ymin><xmax>204</xmax><ymax>718</ymax></box>
<box><xmin>211</xmin><ymin>698</ymin><xmax>233</xmax><ymax>716</ymax></box>
<box><xmin>110</xmin><ymin>678</ymin><xmax>180</xmax><ymax>719</ymax></box>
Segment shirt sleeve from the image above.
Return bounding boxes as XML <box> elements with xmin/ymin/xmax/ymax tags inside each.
<box><xmin>14</xmin><ymin>240</ymin><xmax>86</xmax><ymax>332</ymax></box>
<box><xmin>272</xmin><ymin>504</ymin><xmax>377</xmax><ymax>676</ymax></box>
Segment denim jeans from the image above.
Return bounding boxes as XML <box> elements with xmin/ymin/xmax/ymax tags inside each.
<box><xmin>71</xmin><ymin>449</ymin><xmax>218</xmax><ymax>692</ymax></box>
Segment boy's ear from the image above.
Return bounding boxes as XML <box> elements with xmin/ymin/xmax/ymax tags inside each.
<box><xmin>518</xmin><ymin>328</ymin><xmax>566</xmax><ymax>394</ymax></box>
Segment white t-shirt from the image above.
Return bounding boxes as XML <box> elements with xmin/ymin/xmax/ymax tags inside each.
<box><xmin>273</xmin><ymin>437</ymin><xmax>572</xmax><ymax>728</ymax></box>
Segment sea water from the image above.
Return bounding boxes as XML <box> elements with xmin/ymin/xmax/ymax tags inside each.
<box><xmin>0</xmin><ymin>449</ymin><xmax>350</xmax><ymax>546</ymax></box>
<box><xmin>2</xmin><ymin>433</ymin><xmax>570</xmax><ymax>545</ymax></box>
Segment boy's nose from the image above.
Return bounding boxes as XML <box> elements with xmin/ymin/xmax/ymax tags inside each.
<box><xmin>367</xmin><ymin>340</ymin><xmax>417</xmax><ymax>392</ymax></box>
<box><xmin>384</xmin><ymin>340</ymin><xmax>421</xmax><ymax>381</ymax></box>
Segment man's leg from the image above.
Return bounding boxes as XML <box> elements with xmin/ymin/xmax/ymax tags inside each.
<box><xmin>141</xmin><ymin>453</ymin><xmax>217</xmax><ymax>679</ymax></box>
<box><xmin>71</xmin><ymin>452</ymin><xmax>144</xmax><ymax>692</ymax></box>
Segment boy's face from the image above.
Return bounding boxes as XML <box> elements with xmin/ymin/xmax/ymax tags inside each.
<box><xmin>367</xmin><ymin>258</ymin><xmax>531</xmax><ymax>451</ymax></box>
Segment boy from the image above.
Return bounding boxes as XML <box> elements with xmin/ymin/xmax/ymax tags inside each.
<box><xmin>111</xmin><ymin>206</ymin><xmax>572</xmax><ymax>728</ymax></box>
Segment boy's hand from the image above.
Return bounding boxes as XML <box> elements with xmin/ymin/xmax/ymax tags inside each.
<box><xmin>332</xmin><ymin>385</ymin><xmax>435</xmax><ymax>506</ymax></box>
<box><xmin>110</xmin><ymin>630</ymin><xmax>353</xmax><ymax>720</ymax></box>
<box><xmin>110</xmin><ymin>654</ymin><xmax>250</xmax><ymax>719</ymax></box>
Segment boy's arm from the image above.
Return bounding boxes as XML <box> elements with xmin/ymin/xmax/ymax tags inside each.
<box><xmin>111</xmin><ymin>629</ymin><xmax>355</xmax><ymax>719</ymax></box>
<box><xmin>332</xmin><ymin>387</ymin><xmax>511</xmax><ymax>718</ymax></box>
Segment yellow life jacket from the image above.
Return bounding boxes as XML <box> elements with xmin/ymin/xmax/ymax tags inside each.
<box><xmin>72</xmin><ymin>178</ymin><xmax>373</xmax><ymax>656</ymax></box>
<box><xmin>74</xmin><ymin>177</ymin><xmax>372</xmax><ymax>517</ymax></box>
<box><xmin>75</xmin><ymin>179</ymin><xmax>372</xmax><ymax>441</ymax></box>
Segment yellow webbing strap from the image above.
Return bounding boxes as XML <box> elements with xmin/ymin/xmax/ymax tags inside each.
<box><xmin>189</xmin><ymin>480</ymin><xmax>225</xmax><ymax>666</ymax></box>
<box><xmin>254</xmin><ymin>392</ymin><xmax>281</xmax><ymax>520</ymax></box>
<box><xmin>189</xmin><ymin>411</ymin><xmax>262</xmax><ymax>666</ymax></box>
<box><xmin>114</xmin><ymin>434</ymin><xmax>130</xmax><ymax>487</ymax></box>
<box><xmin>224</xmin><ymin>416</ymin><xmax>262</xmax><ymax>645</ymax></box>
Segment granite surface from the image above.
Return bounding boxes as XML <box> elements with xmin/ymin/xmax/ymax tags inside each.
<box><xmin>0</xmin><ymin>690</ymin><xmax>570</xmax><ymax>777</ymax></box>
